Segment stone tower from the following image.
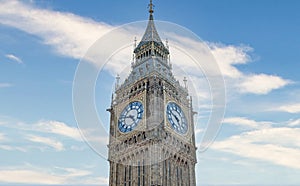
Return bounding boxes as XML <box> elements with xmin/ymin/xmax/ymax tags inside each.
<box><xmin>108</xmin><ymin>1</ymin><xmax>197</xmax><ymax>185</ymax></box>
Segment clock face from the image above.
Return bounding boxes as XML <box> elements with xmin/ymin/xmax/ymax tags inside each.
<box><xmin>166</xmin><ymin>102</ymin><xmax>188</xmax><ymax>134</ymax></box>
<box><xmin>118</xmin><ymin>101</ymin><xmax>144</xmax><ymax>133</ymax></box>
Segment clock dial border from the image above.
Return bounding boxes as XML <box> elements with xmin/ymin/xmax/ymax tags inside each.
<box><xmin>118</xmin><ymin>101</ymin><xmax>144</xmax><ymax>133</ymax></box>
<box><xmin>166</xmin><ymin>101</ymin><xmax>188</xmax><ymax>135</ymax></box>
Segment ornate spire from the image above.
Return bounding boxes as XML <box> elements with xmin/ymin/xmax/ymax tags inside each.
<box><xmin>149</xmin><ymin>0</ymin><xmax>154</xmax><ymax>16</ymax></box>
<box><xmin>134</xmin><ymin>0</ymin><xmax>169</xmax><ymax>56</ymax></box>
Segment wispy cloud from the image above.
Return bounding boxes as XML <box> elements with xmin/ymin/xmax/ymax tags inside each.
<box><xmin>83</xmin><ymin>176</ymin><xmax>109</xmax><ymax>185</ymax></box>
<box><xmin>209</xmin><ymin>43</ymin><xmax>252</xmax><ymax>78</ymax></box>
<box><xmin>1</xmin><ymin>119</ymin><xmax>83</xmax><ymax>141</ymax></box>
<box><xmin>195</xmin><ymin>128</ymin><xmax>204</xmax><ymax>134</ymax></box>
<box><xmin>168</xmin><ymin>37</ymin><xmax>289</xmax><ymax>96</ymax></box>
<box><xmin>54</xmin><ymin>167</ymin><xmax>91</xmax><ymax>177</ymax></box>
<box><xmin>223</xmin><ymin>117</ymin><xmax>273</xmax><ymax>130</ymax></box>
<box><xmin>26</xmin><ymin>135</ymin><xmax>64</xmax><ymax>151</ymax></box>
<box><xmin>34</xmin><ymin>120</ymin><xmax>82</xmax><ymax>141</ymax></box>
<box><xmin>287</xmin><ymin>118</ymin><xmax>300</xmax><ymax>127</ymax></box>
<box><xmin>0</xmin><ymin>117</ymin><xmax>107</xmax><ymax>153</ymax></box>
<box><xmin>0</xmin><ymin>165</ymin><xmax>107</xmax><ymax>185</ymax></box>
<box><xmin>0</xmin><ymin>83</ymin><xmax>13</xmax><ymax>88</ymax></box>
<box><xmin>275</xmin><ymin>103</ymin><xmax>300</xmax><ymax>114</ymax></box>
<box><xmin>0</xmin><ymin>145</ymin><xmax>26</xmax><ymax>152</ymax></box>
<box><xmin>209</xmin><ymin>43</ymin><xmax>290</xmax><ymax>95</ymax></box>
<box><xmin>208</xmin><ymin>43</ymin><xmax>291</xmax><ymax>95</ymax></box>
<box><xmin>0</xmin><ymin>133</ymin><xmax>5</xmax><ymax>141</ymax></box>
<box><xmin>1</xmin><ymin>120</ymin><xmax>81</xmax><ymax>152</ymax></box>
<box><xmin>5</xmin><ymin>54</ymin><xmax>23</xmax><ymax>64</ymax></box>
<box><xmin>32</xmin><ymin>120</ymin><xmax>107</xmax><ymax>144</ymax></box>
<box><xmin>0</xmin><ymin>169</ymin><xmax>65</xmax><ymax>184</ymax></box>
<box><xmin>212</xmin><ymin>127</ymin><xmax>300</xmax><ymax>169</ymax></box>
<box><xmin>0</xmin><ymin>130</ymin><xmax>27</xmax><ymax>152</ymax></box>
<box><xmin>0</xmin><ymin>0</ymin><xmax>112</xmax><ymax>59</ymax></box>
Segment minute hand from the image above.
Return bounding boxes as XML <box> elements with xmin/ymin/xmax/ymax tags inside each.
<box><xmin>171</xmin><ymin>111</ymin><xmax>180</xmax><ymax>123</ymax></box>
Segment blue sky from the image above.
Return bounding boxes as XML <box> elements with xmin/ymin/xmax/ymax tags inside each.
<box><xmin>0</xmin><ymin>0</ymin><xmax>300</xmax><ymax>185</ymax></box>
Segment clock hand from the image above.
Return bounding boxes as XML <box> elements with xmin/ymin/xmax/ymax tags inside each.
<box><xmin>125</xmin><ymin>115</ymin><xmax>135</xmax><ymax>121</ymax></box>
<box><xmin>171</xmin><ymin>111</ymin><xmax>180</xmax><ymax>123</ymax></box>
<box><xmin>129</xmin><ymin>115</ymin><xmax>135</xmax><ymax>120</ymax></box>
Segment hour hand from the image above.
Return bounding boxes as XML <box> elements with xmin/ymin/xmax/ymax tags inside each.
<box><xmin>125</xmin><ymin>115</ymin><xmax>135</xmax><ymax>121</ymax></box>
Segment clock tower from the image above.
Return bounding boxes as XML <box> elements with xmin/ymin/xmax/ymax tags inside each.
<box><xmin>108</xmin><ymin>1</ymin><xmax>197</xmax><ymax>185</ymax></box>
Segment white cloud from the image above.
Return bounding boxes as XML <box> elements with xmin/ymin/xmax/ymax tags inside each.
<box><xmin>26</xmin><ymin>135</ymin><xmax>64</xmax><ymax>151</ymax></box>
<box><xmin>0</xmin><ymin>83</ymin><xmax>13</xmax><ymax>88</ymax></box>
<box><xmin>0</xmin><ymin>169</ymin><xmax>65</xmax><ymax>184</ymax></box>
<box><xmin>0</xmin><ymin>0</ymin><xmax>112</xmax><ymax>59</ymax></box>
<box><xmin>5</xmin><ymin>54</ymin><xmax>23</xmax><ymax>64</ymax></box>
<box><xmin>0</xmin><ymin>133</ymin><xmax>5</xmax><ymax>141</ymax></box>
<box><xmin>6</xmin><ymin>119</ymin><xmax>82</xmax><ymax>141</ymax></box>
<box><xmin>0</xmin><ymin>145</ymin><xmax>26</xmax><ymax>152</ymax></box>
<box><xmin>195</xmin><ymin>128</ymin><xmax>204</xmax><ymax>134</ymax></box>
<box><xmin>0</xmin><ymin>128</ymin><xmax>27</xmax><ymax>152</ymax></box>
<box><xmin>239</xmin><ymin>74</ymin><xmax>291</xmax><ymax>95</ymax></box>
<box><xmin>0</xmin><ymin>118</ymin><xmax>105</xmax><ymax>152</ymax></box>
<box><xmin>212</xmin><ymin>127</ymin><xmax>300</xmax><ymax>169</ymax></box>
<box><xmin>54</xmin><ymin>167</ymin><xmax>91</xmax><ymax>177</ymax></box>
<box><xmin>70</xmin><ymin>145</ymin><xmax>87</xmax><ymax>151</ymax></box>
<box><xmin>275</xmin><ymin>103</ymin><xmax>300</xmax><ymax>114</ymax></box>
<box><xmin>33</xmin><ymin>120</ymin><xmax>107</xmax><ymax>145</ymax></box>
<box><xmin>0</xmin><ymin>165</ymin><xmax>107</xmax><ymax>185</ymax></box>
<box><xmin>208</xmin><ymin>43</ymin><xmax>290</xmax><ymax>95</ymax></box>
<box><xmin>223</xmin><ymin>117</ymin><xmax>272</xmax><ymax>130</ymax></box>
<box><xmin>34</xmin><ymin>120</ymin><xmax>82</xmax><ymax>141</ymax></box>
<box><xmin>83</xmin><ymin>176</ymin><xmax>109</xmax><ymax>185</ymax></box>
<box><xmin>287</xmin><ymin>118</ymin><xmax>300</xmax><ymax>127</ymax></box>
<box><xmin>59</xmin><ymin>166</ymin><xmax>108</xmax><ymax>185</ymax></box>
<box><xmin>169</xmin><ymin>39</ymin><xmax>289</xmax><ymax>96</ymax></box>
<box><xmin>209</xmin><ymin>43</ymin><xmax>252</xmax><ymax>78</ymax></box>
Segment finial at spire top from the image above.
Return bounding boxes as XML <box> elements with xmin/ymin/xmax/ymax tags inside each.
<box><xmin>116</xmin><ymin>74</ymin><xmax>120</xmax><ymax>89</ymax></box>
<box><xmin>149</xmin><ymin>0</ymin><xmax>154</xmax><ymax>14</ymax></box>
<box><xmin>183</xmin><ymin>77</ymin><xmax>188</xmax><ymax>89</ymax></box>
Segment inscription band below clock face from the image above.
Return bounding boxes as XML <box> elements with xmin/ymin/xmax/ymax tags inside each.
<box><xmin>118</xmin><ymin>101</ymin><xmax>144</xmax><ymax>133</ymax></box>
<box><xmin>166</xmin><ymin>102</ymin><xmax>188</xmax><ymax>135</ymax></box>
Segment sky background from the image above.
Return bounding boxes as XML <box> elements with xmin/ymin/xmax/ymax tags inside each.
<box><xmin>1</xmin><ymin>0</ymin><xmax>300</xmax><ymax>185</ymax></box>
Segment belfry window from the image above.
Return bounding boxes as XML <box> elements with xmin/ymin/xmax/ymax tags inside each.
<box><xmin>168</xmin><ymin>161</ymin><xmax>171</xmax><ymax>185</ymax></box>
<box><xmin>124</xmin><ymin>166</ymin><xmax>127</xmax><ymax>186</ymax></box>
<box><xmin>138</xmin><ymin>161</ymin><xmax>141</xmax><ymax>186</ymax></box>
<box><xmin>128</xmin><ymin>165</ymin><xmax>132</xmax><ymax>186</ymax></box>
<box><xmin>116</xmin><ymin>164</ymin><xmax>119</xmax><ymax>184</ymax></box>
<box><xmin>176</xmin><ymin>166</ymin><xmax>179</xmax><ymax>186</ymax></box>
<box><xmin>142</xmin><ymin>160</ymin><xmax>145</xmax><ymax>186</ymax></box>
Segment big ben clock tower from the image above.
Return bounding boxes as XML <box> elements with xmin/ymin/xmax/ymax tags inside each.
<box><xmin>108</xmin><ymin>1</ymin><xmax>197</xmax><ymax>185</ymax></box>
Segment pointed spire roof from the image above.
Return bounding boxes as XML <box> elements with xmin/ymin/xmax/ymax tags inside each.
<box><xmin>139</xmin><ymin>14</ymin><xmax>163</xmax><ymax>45</ymax></box>
<box><xmin>134</xmin><ymin>0</ymin><xmax>169</xmax><ymax>54</ymax></box>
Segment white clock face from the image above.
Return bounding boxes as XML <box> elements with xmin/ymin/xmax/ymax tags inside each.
<box><xmin>118</xmin><ymin>101</ymin><xmax>144</xmax><ymax>133</ymax></box>
<box><xmin>166</xmin><ymin>102</ymin><xmax>188</xmax><ymax>134</ymax></box>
